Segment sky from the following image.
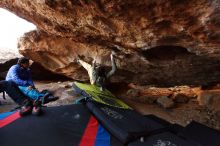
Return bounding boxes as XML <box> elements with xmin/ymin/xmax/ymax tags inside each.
<box><xmin>0</xmin><ymin>8</ymin><xmax>36</xmax><ymax>52</ymax></box>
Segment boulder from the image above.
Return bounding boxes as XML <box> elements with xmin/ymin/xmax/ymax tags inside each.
<box><xmin>0</xmin><ymin>0</ymin><xmax>220</xmax><ymax>86</ymax></box>
<box><xmin>172</xmin><ymin>93</ymin><xmax>189</xmax><ymax>103</ymax></box>
<box><xmin>197</xmin><ymin>90</ymin><xmax>220</xmax><ymax>115</ymax></box>
<box><xmin>157</xmin><ymin>96</ymin><xmax>175</xmax><ymax>109</ymax></box>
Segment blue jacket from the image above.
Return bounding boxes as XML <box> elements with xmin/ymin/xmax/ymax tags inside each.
<box><xmin>6</xmin><ymin>64</ymin><xmax>34</xmax><ymax>87</ymax></box>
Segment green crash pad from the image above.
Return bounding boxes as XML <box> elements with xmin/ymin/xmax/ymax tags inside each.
<box><xmin>74</xmin><ymin>82</ymin><xmax>131</xmax><ymax>109</ymax></box>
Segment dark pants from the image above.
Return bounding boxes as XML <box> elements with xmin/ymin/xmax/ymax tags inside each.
<box><xmin>0</xmin><ymin>80</ymin><xmax>29</xmax><ymax>105</ymax></box>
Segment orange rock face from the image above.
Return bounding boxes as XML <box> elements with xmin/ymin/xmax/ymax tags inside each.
<box><xmin>0</xmin><ymin>0</ymin><xmax>220</xmax><ymax>85</ymax></box>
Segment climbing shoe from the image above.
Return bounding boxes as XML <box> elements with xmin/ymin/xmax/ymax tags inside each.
<box><xmin>32</xmin><ymin>99</ymin><xmax>42</xmax><ymax>116</ymax></box>
<box><xmin>40</xmin><ymin>92</ymin><xmax>59</xmax><ymax>104</ymax></box>
<box><xmin>32</xmin><ymin>106</ymin><xmax>42</xmax><ymax>116</ymax></box>
<box><xmin>43</xmin><ymin>95</ymin><xmax>59</xmax><ymax>104</ymax></box>
<box><xmin>46</xmin><ymin>95</ymin><xmax>59</xmax><ymax>102</ymax></box>
<box><xmin>19</xmin><ymin>100</ymin><xmax>33</xmax><ymax>116</ymax></box>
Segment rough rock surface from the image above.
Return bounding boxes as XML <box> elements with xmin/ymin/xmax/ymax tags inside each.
<box><xmin>0</xmin><ymin>58</ymin><xmax>18</xmax><ymax>79</ymax></box>
<box><xmin>0</xmin><ymin>0</ymin><xmax>220</xmax><ymax>86</ymax></box>
<box><xmin>124</xmin><ymin>84</ymin><xmax>196</xmax><ymax>105</ymax></box>
<box><xmin>172</xmin><ymin>93</ymin><xmax>190</xmax><ymax>103</ymax></box>
<box><xmin>198</xmin><ymin>89</ymin><xmax>220</xmax><ymax>114</ymax></box>
<box><xmin>157</xmin><ymin>96</ymin><xmax>174</xmax><ymax>109</ymax></box>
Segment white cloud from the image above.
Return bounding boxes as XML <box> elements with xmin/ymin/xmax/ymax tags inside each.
<box><xmin>0</xmin><ymin>8</ymin><xmax>36</xmax><ymax>52</ymax></box>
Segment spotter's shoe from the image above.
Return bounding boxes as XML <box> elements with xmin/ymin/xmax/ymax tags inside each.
<box><xmin>19</xmin><ymin>104</ymin><xmax>33</xmax><ymax>116</ymax></box>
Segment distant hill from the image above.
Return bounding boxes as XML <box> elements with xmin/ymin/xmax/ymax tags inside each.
<box><xmin>0</xmin><ymin>49</ymin><xmax>21</xmax><ymax>63</ymax></box>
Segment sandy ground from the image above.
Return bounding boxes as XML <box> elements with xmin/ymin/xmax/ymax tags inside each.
<box><xmin>0</xmin><ymin>81</ymin><xmax>219</xmax><ymax>131</ymax></box>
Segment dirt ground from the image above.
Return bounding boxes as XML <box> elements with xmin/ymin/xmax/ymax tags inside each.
<box><xmin>0</xmin><ymin>81</ymin><xmax>219</xmax><ymax>131</ymax></box>
<box><xmin>124</xmin><ymin>99</ymin><xmax>220</xmax><ymax>130</ymax></box>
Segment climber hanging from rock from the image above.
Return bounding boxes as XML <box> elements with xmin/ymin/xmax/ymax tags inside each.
<box><xmin>77</xmin><ymin>51</ymin><xmax>117</xmax><ymax>91</ymax></box>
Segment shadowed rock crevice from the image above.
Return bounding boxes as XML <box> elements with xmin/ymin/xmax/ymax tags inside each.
<box><xmin>141</xmin><ymin>46</ymin><xmax>192</xmax><ymax>61</ymax></box>
<box><xmin>139</xmin><ymin>45</ymin><xmax>220</xmax><ymax>86</ymax></box>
